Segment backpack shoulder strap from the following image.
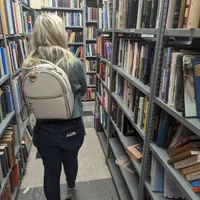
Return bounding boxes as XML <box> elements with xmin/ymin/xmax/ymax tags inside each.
<box><xmin>55</xmin><ymin>58</ymin><xmax>65</xmax><ymax>66</ymax></box>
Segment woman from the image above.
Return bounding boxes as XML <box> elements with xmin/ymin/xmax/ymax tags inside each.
<box><xmin>23</xmin><ymin>13</ymin><xmax>87</xmax><ymax>200</ymax></box>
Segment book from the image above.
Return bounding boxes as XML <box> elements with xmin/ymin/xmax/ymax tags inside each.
<box><xmin>181</xmin><ymin>163</ymin><xmax>200</xmax><ymax>175</ymax></box>
<box><xmin>192</xmin><ymin>57</ymin><xmax>200</xmax><ymax>120</ymax></box>
<box><xmin>151</xmin><ymin>155</ymin><xmax>164</xmax><ymax>192</ymax></box>
<box><xmin>169</xmin><ymin>141</ymin><xmax>200</xmax><ymax>158</ymax></box>
<box><xmin>186</xmin><ymin>170</ymin><xmax>200</xmax><ymax>181</ymax></box>
<box><xmin>155</xmin><ymin>112</ymin><xmax>173</xmax><ymax>147</ymax></box>
<box><xmin>115</xmin><ymin>155</ymin><xmax>135</xmax><ymax>174</ymax></box>
<box><xmin>181</xmin><ymin>55</ymin><xmax>199</xmax><ymax>117</ymax></box>
<box><xmin>178</xmin><ymin>0</ymin><xmax>186</xmax><ymax>28</ymax></box>
<box><xmin>191</xmin><ymin>180</ymin><xmax>200</xmax><ymax>187</ymax></box>
<box><xmin>174</xmin><ymin>154</ymin><xmax>200</xmax><ymax>169</ymax></box>
<box><xmin>193</xmin><ymin>186</ymin><xmax>200</xmax><ymax>193</ymax></box>
<box><xmin>126</xmin><ymin>143</ymin><xmax>143</xmax><ymax>163</ymax></box>
<box><xmin>164</xmin><ymin>170</ymin><xmax>185</xmax><ymax>198</ymax></box>
<box><xmin>168</xmin><ymin>149</ymin><xmax>200</xmax><ymax>164</ymax></box>
<box><xmin>187</xmin><ymin>0</ymin><xmax>200</xmax><ymax>28</ymax></box>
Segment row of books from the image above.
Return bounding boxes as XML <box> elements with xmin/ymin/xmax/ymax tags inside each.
<box><xmin>12</xmin><ymin>76</ymin><xmax>25</xmax><ymax>115</ymax></box>
<box><xmin>99</xmin><ymin>63</ymin><xmax>110</xmax><ymax>90</ymax></box>
<box><xmin>86</xmin><ymin>88</ymin><xmax>95</xmax><ymax>100</ymax></box>
<box><xmin>86</xmin><ymin>44</ymin><xmax>97</xmax><ymax>56</ymax></box>
<box><xmin>98</xmin><ymin>82</ymin><xmax>109</xmax><ymax>110</ymax></box>
<box><xmin>41</xmin><ymin>11</ymin><xmax>83</xmax><ymax>26</ymax></box>
<box><xmin>7</xmin><ymin>38</ymin><xmax>28</xmax><ymax>75</ymax></box>
<box><xmin>98</xmin><ymin>0</ymin><xmax>113</xmax><ymax>29</ymax></box>
<box><xmin>87</xmin><ymin>74</ymin><xmax>96</xmax><ymax>85</ymax></box>
<box><xmin>86</xmin><ymin>7</ymin><xmax>98</xmax><ymax>21</ymax></box>
<box><xmin>151</xmin><ymin>108</ymin><xmax>200</xmax><ymax>196</ymax></box>
<box><xmin>116</xmin><ymin>142</ymin><xmax>143</xmax><ymax>173</ymax></box>
<box><xmin>114</xmin><ymin>73</ymin><xmax>149</xmax><ymax>133</ymax></box>
<box><xmin>97</xmin><ymin>36</ymin><xmax>112</xmax><ymax>60</ymax></box>
<box><xmin>159</xmin><ymin>49</ymin><xmax>200</xmax><ymax>119</ymax></box>
<box><xmin>0</xmin><ymin>86</ymin><xmax>14</xmax><ymax>123</ymax></box>
<box><xmin>86</xmin><ymin>60</ymin><xmax>96</xmax><ymax>72</ymax></box>
<box><xmin>68</xmin><ymin>46</ymin><xmax>84</xmax><ymax>58</ymax></box>
<box><xmin>86</xmin><ymin>26</ymin><xmax>97</xmax><ymax>39</ymax></box>
<box><xmin>117</xmin><ymin>39</ymin><xmax>155</xmax><ymax>86</ymax></box>
<box><xmin>166</xmin><ymin>0</ymin><xmax>200</xmax><ymax>29</ymax></box>
<box><xmin>0</xmin><ymin>1</ymin><xmax>32</xmax><ymax>35</ymax></box>
<box><xmin>0</xmin><ymin>127</ymin><xmax>32</xmax><ymax>199</ymax></box>
<box><xmin>41</xmin><ymin>0</ymin><xmax>83</xmax><ymax>8</ymax></box>
<box><xmin>67</xmin><ymin>30</ymin><xmax>83</xmax><ymax>43</ymax></box>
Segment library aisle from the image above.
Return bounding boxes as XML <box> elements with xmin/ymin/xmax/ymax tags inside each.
<box><xmin>17</xmin><ymin>102</ymin><xmax>119</xmax><ymax>200</ymax></box>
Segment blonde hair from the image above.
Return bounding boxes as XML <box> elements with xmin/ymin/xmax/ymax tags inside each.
<box><xmin>23</xmin><ymin>13</ymin><xmax>74</xmax><ymax>68</ymax></box>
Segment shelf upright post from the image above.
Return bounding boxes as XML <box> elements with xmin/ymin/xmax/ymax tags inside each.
<box><xmin>105</xmin><ymin>0</ymin><xmax>117</xmax><ymax>159</ymax></box>
<box><xmin>138</xmin><ymin>0</ymin><xmax>169</xmax><ymax>199</ymax></box>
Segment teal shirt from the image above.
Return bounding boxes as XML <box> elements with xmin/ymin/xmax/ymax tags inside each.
<box><xmin>58</xmin><ymin>58</ymin><xmax>87</xmax><ymax>119</ymax></box>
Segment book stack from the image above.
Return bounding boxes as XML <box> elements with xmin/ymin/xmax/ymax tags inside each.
<box><xmin>115</xmin><ymin>0</ymin><xmax>139</xmax><ymax>29</ymax></box>
<box><xmin>86</xmin><ymin>44</ymin><xmax>97</xmax><ymax>56</ymax></box>
<box><xmin>114</xmin><ymin>73</ymin><xmax>149</xmax><ymax>133</ymax></box>
<box><xmin>97</xmin><ymin>36</ymin><xmax>112</xmax><ymax>60</ymax></box>
<box><xmin>166</xmin><ymin>0</ymin><xmax>200</xmax><ymax>29</ymax></box>
<box><xmin>0</xmin><ymin>86</ymin><xmax>15</xmax><ymax>121</ymax></box>
<box><xmin>7</xmin><ymin>38</ymin><xmax>28</xmax><ymax>75</ymax></box>
<box><xmin>22</xmin><ymin>11</ymin><xmax>33</xmax><ymax>34</ymax></box>
<box><xmin>41</xmin><ymin>11</ymin><xmax>83</xmax><ymax>26</ymax></box>
<box><xmin>67</xmin><ymin>30</ymin><xmax>83</xmax><ymax>42</ymax></box>
<box><xmin>86</xmin><ymin>88</ymin><xmax>95</xmax><ymax>100</ymax></box>
<box><xmin>136</xmin><ymin>0</ymin><xmax>161</xmax><ymax>29</ymax></box>
<box><xmin>153</xmin><ymin>108</ymin><xmax>200</xmax><ymax>194</ymax></box>
<box><xmin>86</xmin><ymin>7</ymin><xmax>98</xmax><ymax>21</ymax></box>
<box><xmin>115</xmin><ymin>155</ymin><xmax>135</xmax><ymax>174</ymax></box>
<box><xmin>68</xmin><ymin>46</ymin><xmax>84</xmax><ymax>58</ymax></box>
<box><xmin>159</xmin><ymin>49</ymin><xmax>200</xmax><ymax>119</ymax></box>
<box><xmin>87</xmin><ymin>74</ymin><xmax>96</xmax><ymax>85</ymax></box>
<box><xmin>98</xmin><ymin>0</ymin><xmax>113</xmax><ymax>29</ymax></box>
<box><xmin>97</xmin><ymin>100</ymin><xmax>107</xmax><ymax>130</ymax></box>
<box><xmin>117</xmin><ymin>39</ymin><xmax>155</xmax><ymax>86</ymax></box>
<box><xmin>12</xmin><ymin>76</ymin><xmax>25</xmax><ymax>115</ymax></box>
<box><xmin>0</xmin><ymin>1</ymin><xmax>23</xmax><ymax>34</ymax></box>
<box><xmin>99</xmin><ymin>63</ymin><xmax>110</xmax><ymax>90</ymax></box>
<box><xmin>86</xmin><ymin>26</ymin><xmax>97</xmax><ymax>39</ymax></box>
<box><xmin>98</xmin><ymin>82</ymin><xmax>109</xmax><ymax>111</ymax></box>
<box><xmin>86</xmin><ymin>60</ymin><xmax>96</xmax><ymax>72</ymax></box>
<box><xmin>126</xmin><ymin>143</ymin><xmax>143</xmax><ymax>163</ymax></box>
<box><xmin>41</xmin><ymin>0</ymin><xmax>83</xmax><ymax>8</ymax></box>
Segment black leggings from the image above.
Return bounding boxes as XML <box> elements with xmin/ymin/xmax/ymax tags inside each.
<box><xmin>33</xmin><ymin>117</ymin><xmax>85</xmax><ymax>200</ymax></box>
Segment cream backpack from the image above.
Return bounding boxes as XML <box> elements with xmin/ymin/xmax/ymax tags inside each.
<box><xmin>22</xmin><ymin>60</ymin><xmax>74</xmax><ymax>120</ymax></box>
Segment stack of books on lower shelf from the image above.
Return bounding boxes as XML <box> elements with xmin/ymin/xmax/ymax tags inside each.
<box><xmin>153</xmin><ymin>108</ymin><xmax>200</xmax><ymax>196</ymax></box>
<box><xmin>86</xmin><ymin>60</ymin><xmax>96</xmax><ymax>72</ymax></box>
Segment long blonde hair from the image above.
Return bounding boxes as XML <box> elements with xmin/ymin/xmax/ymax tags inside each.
<box><xmin>23</xmin><ymin>13</ymin><xmax>74</xmax><ymax>68</ymax></box>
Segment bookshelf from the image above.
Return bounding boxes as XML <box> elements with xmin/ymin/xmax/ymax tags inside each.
<box><xmin>0</xmin><ymin>0</ymin><xmax>33</xmax><ymax>199</ymax></box>
<box><xmin>95</xmin><ymin>0</ymin><xmax>200</xmax><ymax>200</ymax></box>
<box><xmin>32</xmin><ymin>1</ymin><xmax>97</xmax><ymax>101</ymax></box>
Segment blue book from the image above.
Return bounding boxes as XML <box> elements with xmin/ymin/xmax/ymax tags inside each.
<box><xmin>192</xmin><ymin>57</ymin><xmax>200</xmax><ymax>120</ymax></box>
<box><xmin>164</xmin><ymin>47</ymin><xmax>173</xmax><ymax>103</ymax></box>
<box><xmin>156</xmin><ymin>112</ymin><xmax>173</xmax><ymax>147</ymax></box>
<box><xmin>2</xmin><ymin>88</ymin><xmax>11</xmax><ymax>114</ymax></box>
<box><xmin>15</xmin><ymin>80</ymin><xmax>22</xmax><ymax>112</ymax></box>
<box><xmin>0</xmin><ymin>48</ymin><xmax>8</xmax><ymax>75</ymax></box>
<box><xmin>191</xmin><ymin>180</ymin><xmax>200</xmax><ymax>187</ymax></box>
<box><xmin>151</xmin><ymin>156</ymin><xmax>164</xmax><ymax>192</ymax></box>
<box><xmin>7</xmin><ymin>86</ymin><xmax>14</xmax><ymax>112</ymax></box>
<box><xmin>0</xmin><ymin>152</ymin><xmax>7</xmax><ymax>178</ymax></box>
<box><xmin>118</xmin><ymin>76</ymin><xmax>123</xmax><ymax>97</ymax></box>
<box><xmin>105</xmin><ymin>4</ymin><xmax>108</xmax><ymax>29</ymax></box>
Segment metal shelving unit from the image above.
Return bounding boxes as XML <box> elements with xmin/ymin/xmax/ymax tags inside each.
<box><xmin>0</xmin><ymin>2</ymin><xmax>33</xmax><ymax>199</ymax></box>
<box><xmin>95</xmin><ymin>0</ymin><xmax>200</xmax><ymax>199</ymax></box>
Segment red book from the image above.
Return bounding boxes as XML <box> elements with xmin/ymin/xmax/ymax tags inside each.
<box><xmin>193</xmin><ymin>186</ymin><xmax>200</xmax><ymax>193</ymax></box>
<box><xmin>12</xmin><ymin>163</ymin><xmax>19</xmax><ymax>187</ymax></box>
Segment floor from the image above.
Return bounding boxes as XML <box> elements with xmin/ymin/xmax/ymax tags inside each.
<box><xmin>17</xmin><ymin>102</ymin><xmax>119</xmax><ymax>200</ymax></box>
